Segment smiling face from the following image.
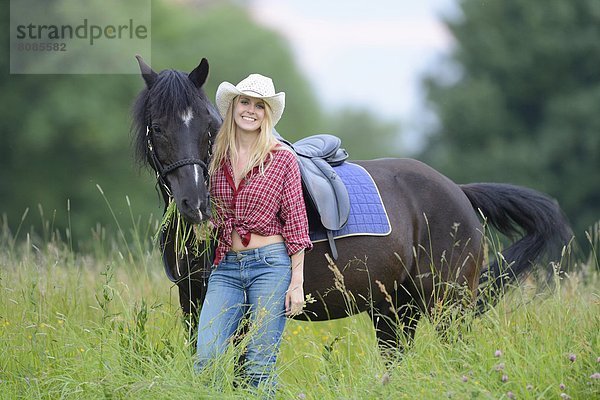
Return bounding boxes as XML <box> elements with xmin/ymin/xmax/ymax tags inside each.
<box><xmin>233</xmin><ymin>95</ymin><xmax>266</xmax><ymax>134</ymax></box>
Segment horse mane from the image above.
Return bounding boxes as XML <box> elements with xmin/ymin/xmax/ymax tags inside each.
<box><xmin>131</xmin><ymin>69</ymin><xmax>209</xmax><ymax>167</ymax></box>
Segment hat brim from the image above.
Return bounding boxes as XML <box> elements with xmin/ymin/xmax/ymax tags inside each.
<box><xmin>216</xmin><ymin>81</ymin><xmax>285</xmax><ymax>126</ymax></box>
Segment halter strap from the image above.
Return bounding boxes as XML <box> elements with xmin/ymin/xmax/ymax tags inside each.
<box><xmin>145</xmin><ymin>125</ymin><xmax>212</xmax><ymax>200</ymax></box>
<box><xmin>161</xmin><ymin>158</ymin><xmax>207</xmax><ymax>177</ymax></box>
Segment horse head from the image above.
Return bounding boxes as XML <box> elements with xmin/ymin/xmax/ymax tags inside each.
<box><xmin>132</xmin><ymin>56</ymin><xmax>222</xmax><ymax>223</ymax></box>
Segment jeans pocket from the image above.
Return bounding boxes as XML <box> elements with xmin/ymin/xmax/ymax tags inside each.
<box><xmin>261</xmin><ymin>252</ymin><xmax>291</xmax><ymax>268</ymax></box>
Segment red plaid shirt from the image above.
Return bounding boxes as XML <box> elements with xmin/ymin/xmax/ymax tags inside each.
<box><xmin>210</xmin><ymin>147</ymin><xmax>313</xmax><ymax>265</ymax></box>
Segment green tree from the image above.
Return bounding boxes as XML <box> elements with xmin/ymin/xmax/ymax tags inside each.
<box><xmin>148</xmin><ymin>1</ymin><xmax>324</xmax><ymax>142</ymax></box>
<box><xmin>1</xmin><ymin>2</ymin><xmax>146</xmax><ymax>244</ymax></box>
<box><xmin>420</xmin><ymin>0</ymin><xmax>600</xmax><ymax>240</ymax></box>
<box><xmin>326</xmin><ymin>107</ymin><xmax>402</xmax><ymax>160</ymax></box>
<box><xmin>0</xmin><ymin>0</ymin><xmax>323</xmax><ymax>245</ymax></box>
<box><xmin>1</xmin><ymin>0</ymin><xmax>403</xmax><ymax>247</ymax></box>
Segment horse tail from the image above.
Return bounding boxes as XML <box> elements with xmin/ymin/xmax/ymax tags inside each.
<box><xmin>459</xmin><ymin>183</ymin><xmax>572</xmax><ymax>313</ymax></box>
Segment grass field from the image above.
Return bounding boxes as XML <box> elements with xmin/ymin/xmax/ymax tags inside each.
<box><xmin>1</xmin><ymin>218</ymin><xmax>599</xmax><ymax>399</ymax></box>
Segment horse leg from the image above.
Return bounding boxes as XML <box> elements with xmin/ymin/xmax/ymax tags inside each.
<box><xmin>369</xmin><ymin>296</ymin><xmax>422</xmax><ymax>358</ymax></box>
<box><xmin>176</xmin><ymin>250</ymin><xmax>213</xmax><ymax>353</ymax></box>
<box><xmin>177</xmin><ymin>281</ymin><xmax>201</xmax><ymax>351</ymax></box>
<box><xmin>424</xmin><ymin>261</ymin><xmax>480</xmax><ymax>346</ymax></box>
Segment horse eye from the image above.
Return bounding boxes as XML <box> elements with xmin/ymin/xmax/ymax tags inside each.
<box><xmin>152</xmin><ymin>124</ymin><xmax>162</xmax><ymax>133</ymax></box>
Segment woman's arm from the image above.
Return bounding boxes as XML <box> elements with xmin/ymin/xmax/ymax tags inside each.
<box><xmin>285</xmin><ymin>249</ymin><xmax>305</xmax><ymax>316</ymax></box>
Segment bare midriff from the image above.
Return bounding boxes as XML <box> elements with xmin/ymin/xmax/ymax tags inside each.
<box><xmin>231</xmin><ymin>230</ymin><xmax>284</xmax><ymax>252</ymax></box>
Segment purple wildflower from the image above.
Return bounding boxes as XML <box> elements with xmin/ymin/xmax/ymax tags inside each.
<box><xmin>560</xmin><ymin>393</ymin><xmax>571</xmax><ymax>400</ymax></box>
<box><xmin>507</xmin><ymin>391</ymin><xmax>515</xmax><ymax>399</ymax></box>
<box><xmin>298</xmin><ymin>394</ymin><xmax>306</xmax><ymax>400</ymax></box>
<box><xmin>501</xmin><ymin>374</ymin><xmax>509</xmax><ymax>383</ymax></box>
<box><xmin>568</xmin><ymin>353</ymin><xmax>576</xmax><ymax>362</ymax></box>
<box><xmin>495</xmin><ymin>362</ymin><xmax>505</xmax><ymax>371</ymax></box>
<box><xmin>590</xmin><ymin>372</ymin><xmax>600</xmax><ymax>380</ymax></box>
<box><xmin>461</xmin><ymin>375</ymin><xmax>468</xmax><ymax>383</ymax></box>
<box><xmin>495</xmin><ymin>349</ymin><xmax>502</xmax><ymax>358</ymax></box>
<box><xmin>559</xmin><ymin>383</ymin><xmax>566</xmax><ymax>390</ymax></box>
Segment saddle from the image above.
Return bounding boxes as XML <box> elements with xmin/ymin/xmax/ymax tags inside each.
<box><xmin>275</xmin><ymin>130</ymin><xmax>350</xmax><ymax>259</ymax></box>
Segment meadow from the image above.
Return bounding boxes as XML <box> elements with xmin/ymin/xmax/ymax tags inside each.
<box><xmin>1</xmin><ymin>214</ymin><xmax>598</xmax><ymax>399</ymax></box>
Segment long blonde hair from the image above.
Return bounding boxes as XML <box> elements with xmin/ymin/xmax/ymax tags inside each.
<box><xmin>209</xmin><ymin>95</ymin><xmax>280</xmax><ymax>178</ymax></box>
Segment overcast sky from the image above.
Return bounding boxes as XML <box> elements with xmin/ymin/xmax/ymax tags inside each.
<box><xmin>248</xmin><ymin>0</ymin><xmax>457</xmax><ymax>151</ymax></box>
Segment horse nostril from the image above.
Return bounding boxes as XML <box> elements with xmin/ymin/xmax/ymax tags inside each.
<box><xmin>182</xmin><ymin>198</ymin><xmax>194</xmax><ymax>211</ymax></box>
<box><xmin>182</xmin><ymin>198</ymin><xmax>205</xmax><ymax>220</ymax></box>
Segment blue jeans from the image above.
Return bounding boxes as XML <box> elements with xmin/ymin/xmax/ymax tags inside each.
<box><xmin>194</xmin><ymin>242</ymin><xmax>291</xmax><ymax>390</ymax></box>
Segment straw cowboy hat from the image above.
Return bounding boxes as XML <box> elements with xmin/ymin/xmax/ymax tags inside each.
<box><xmin>215</xmin><ymin>74</ymin><xmax>286</xmax><ymax>126</ymax></box>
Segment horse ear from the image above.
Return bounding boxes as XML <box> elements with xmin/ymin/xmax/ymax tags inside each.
<box><xmin>189</xmin><ymin>58</ymin><xmax>209</xmax><ymax>89</ymax></box>
<box><xmin>135</xmin><ymin>54</ymin><xmax>157</xmax><ymax>87</ymax></box>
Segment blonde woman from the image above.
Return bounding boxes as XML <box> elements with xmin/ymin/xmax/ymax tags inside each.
<box><xmin>194</xmin><ymin>74</ymin><xmax>312</xmax><ymax>391</ymax></box>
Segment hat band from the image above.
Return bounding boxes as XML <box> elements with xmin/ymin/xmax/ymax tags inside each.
<box><xmin>240</xmin><ymin>89</ymin><xmax>269</xmax><ymax>97</ymax></box>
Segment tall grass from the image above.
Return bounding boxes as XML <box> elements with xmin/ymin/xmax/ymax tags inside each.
<box><xmin>0</xmin><ymin>211</ymin><xmax>598</xmax><ymax>399</ymax></box>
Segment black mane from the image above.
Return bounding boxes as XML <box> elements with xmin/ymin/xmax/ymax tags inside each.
<box><xmin>131</xmin><ymin>69</ymin><xmax>211</xmax><ymax>167</ymax></box>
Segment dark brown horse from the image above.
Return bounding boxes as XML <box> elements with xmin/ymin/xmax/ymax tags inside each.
<box><xmin>131</xmin><ymin>57</ymin><xmax>572</xmax><ymax>350</ymax></box>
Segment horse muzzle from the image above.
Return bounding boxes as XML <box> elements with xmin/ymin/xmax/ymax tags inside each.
<box><xmin>177</xmin><ymin>194</ymin><xmax>211</xmax><ymax>224</ymax></box>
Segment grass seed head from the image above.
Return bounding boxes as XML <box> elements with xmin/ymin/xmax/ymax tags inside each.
<box><xmin>380</xmin><ymin>372</ymin><xmax>390</xmax><ymax>385</ymax></box>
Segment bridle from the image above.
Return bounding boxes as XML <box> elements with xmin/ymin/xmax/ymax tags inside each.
<box><xmin>145</xmin><ymin>122</ymin><xmax>213</xmax><ymax>200</ymax></box>
<box><xmin>146</xmin><ymin>121</ymin><xmax>215</xmax><ymax>291</ymax></box>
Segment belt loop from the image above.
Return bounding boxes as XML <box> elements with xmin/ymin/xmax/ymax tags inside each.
<box><xmin>253</xmin><ymin>247</ymin><xmax>260</xmax><ymax>260</ymax></box>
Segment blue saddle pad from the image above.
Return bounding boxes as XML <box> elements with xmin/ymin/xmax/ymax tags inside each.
<box><xmin>309</xmin><ymin>162</ymin><xmax>391</xmax><ymax>242</ymax></box>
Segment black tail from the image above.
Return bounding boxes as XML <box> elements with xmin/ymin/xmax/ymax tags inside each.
<box><xmin>460</xmin><ymin>183</ymin><xmax>572</xmax><ymax>312</ymax></box>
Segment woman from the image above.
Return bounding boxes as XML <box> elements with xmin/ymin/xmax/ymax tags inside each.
<box><xmin>195</xmin><ymin>73</ymin><xmax>312</xmax><ymax>391</ymax></box>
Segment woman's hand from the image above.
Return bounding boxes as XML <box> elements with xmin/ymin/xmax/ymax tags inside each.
<box><xmin>194</xmin><ymin>220</ymin><xmax>215</xmax><ymax>241</ymax></box>
<box><xmin>285</xmin><ymin>283</ymin><xmax>305</xmax><ymax>316</ymax></box>
<box><xmin>286</xmin><ymin>250</ymin><xmax>305</xmax><ymax>316</ymax></box>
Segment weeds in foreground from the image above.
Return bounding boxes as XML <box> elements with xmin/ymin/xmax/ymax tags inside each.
<box><xmin>0</xmin><ymin>220</ymin><xmax>599</xmax><ymax>399</ymax></box>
